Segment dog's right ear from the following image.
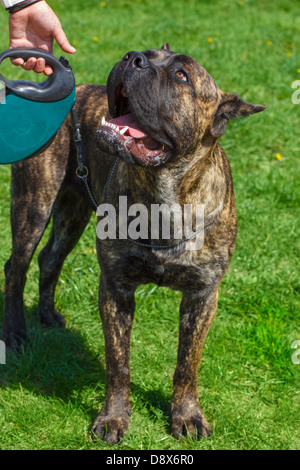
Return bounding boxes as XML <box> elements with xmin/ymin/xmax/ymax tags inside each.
<box><xmin>161</xmin><ymin>42</ymin><xmax>170</xmax><ymax>50</ymax></box>
<box><xmin>211</xmin><ymin>93</ymin><xmax>266</xmax><ymax>138</ymax></box>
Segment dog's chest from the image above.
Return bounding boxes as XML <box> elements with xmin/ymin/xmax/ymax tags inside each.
<box><xmin>120</xmin><ymin>249</ymin><xmax>218</xmax><ymax>292</ymax></box>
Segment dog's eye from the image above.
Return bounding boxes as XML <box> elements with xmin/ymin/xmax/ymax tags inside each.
<box><xmin>175</xmin><ymin>70</ymin><xmax>188</xmax><ymax>82</ymax></box>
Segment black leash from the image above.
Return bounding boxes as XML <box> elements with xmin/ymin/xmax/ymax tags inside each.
<box><xmin>70</xmin><ymin>105</ymin><xmax>207</xmax><ymax>250</ymax></box>
<box><xmin>71</xmin><ymin>105</ymin><xmax>98</xmax><ymax>211</ymax></box>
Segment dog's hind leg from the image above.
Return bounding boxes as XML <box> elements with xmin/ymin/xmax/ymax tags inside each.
<box><xmin>2</xmin><ymin>154</ymin><xmax>68</xmax><ymax>350</ymax></box>
<box><xmin>37</xmin><ymin>188</ymin><xmax>92</xmax><ymax>327</ymax></box>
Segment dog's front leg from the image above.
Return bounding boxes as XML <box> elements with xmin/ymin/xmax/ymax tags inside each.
<box><xmin>171</xmin><ymin>288</ymin><xmax>218</xmax><ymax>440</ymax></box>
<box><xmin>92</xmin><ymin>275</ymin><xmax>135</xmax><ymax>444</ymax></box>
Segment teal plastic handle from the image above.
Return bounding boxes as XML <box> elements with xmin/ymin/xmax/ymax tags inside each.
<box><xmin>0</xmin><ymin>47</ymin><xmax>75</xmax><ymax>102</ymax></box>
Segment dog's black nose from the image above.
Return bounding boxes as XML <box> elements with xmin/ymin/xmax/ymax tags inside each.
<box><xmin>122</xmin><ymin>51</ymin><xmax>149</xmax><ymax>69</ymax></box>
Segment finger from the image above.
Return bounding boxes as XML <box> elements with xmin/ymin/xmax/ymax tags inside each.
<box><xmin>54</xmin><ymin>23</ymin><xmax>76</xmax><ymax>54</ymax></box>
<box><xmin>43</xmin><ymin>65</ymin><xmax>54</xmax><ymax>76</ymax></box>
<box><xmin>33</xmin><ymin>58</ymin><xmax>46</xmax><ymax>74</ymax></box>
<box><xmin>22</xmin><ymin>57</ymin><xmax>37</xmax><ymax>71</ymax></box>
<box><xmin>11</xmin><ymin>58</ymin><xmax>25</xmax><ymax>67</ymax></box>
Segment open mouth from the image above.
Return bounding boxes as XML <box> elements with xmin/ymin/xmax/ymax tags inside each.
<box><xmin>100</xmin><ymin>84</ymin><xmax>168</xmax><ymax>166</ymax></box>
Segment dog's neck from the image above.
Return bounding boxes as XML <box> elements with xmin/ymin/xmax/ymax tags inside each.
<box><xmin>111</xmin><ymin>143</ymin><xmax>229</xmax><ymax>234</ymax></box>
<box><xmin>121</xmin><ymin>143</ymin><xmax>225</xmax><ymax>207</ymax></box>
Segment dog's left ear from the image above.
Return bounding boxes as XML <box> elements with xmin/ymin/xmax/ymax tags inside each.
<box><xmin>211</xmin><ymin>93</ymin><xmax>266</xmax><ymax>138</ymax></box>
<box><xmin>161</xmin><ymin>42</ymin><xmax>170</xmax><ymax>50</ymax></box>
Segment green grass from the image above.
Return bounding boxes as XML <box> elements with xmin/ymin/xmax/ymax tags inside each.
<box><xmin>0</xmin><ymin>0</ymin><xmax>299</xmax><ymax>450</ymax></box>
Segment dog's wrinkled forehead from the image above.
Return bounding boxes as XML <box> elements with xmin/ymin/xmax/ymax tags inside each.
<box><xmin>143</xmin><ymin>48</ymin><xmax>220</xmax><ymax>105</ymax></box>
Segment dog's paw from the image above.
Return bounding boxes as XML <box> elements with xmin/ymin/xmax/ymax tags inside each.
<box><xmin>38</xmin><ymin>309</ymin><xmax>66</xmax><ymax>328</ymax></box>
<box><xmin>91</xmin><ymin>411</ymin><xmax>130</xmax><ymax>445</ymax></box>
<box><xmin>2</xmin><ymin>326</ymin><xmax>28</xmax><ymax>352</ymax></box>
<box><xmin>171</xmin><ymin>400</ymin><xmax>212</xmax><ymax>440</ymax></box>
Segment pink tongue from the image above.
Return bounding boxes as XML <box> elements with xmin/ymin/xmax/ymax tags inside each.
<box><xmin>109</xmin><ymin>113</ymin><xmax>146</xmax><ymax>138</ymax></box>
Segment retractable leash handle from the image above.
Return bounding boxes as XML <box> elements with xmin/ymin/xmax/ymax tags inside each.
<box><xmin>0</xmin><ymin>47</ymin><xmax>75</xmax><ymax>101</ymax></box>
<box><xmin>0</xmin><ymin>48</ymin><xmax>76</xmax><ymax>164</ymax></box>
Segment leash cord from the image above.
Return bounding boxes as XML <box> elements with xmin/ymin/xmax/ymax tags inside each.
<box><xmin>71</xmin><ymin>105</ymin><xmax>207</xmax><ymax>250</ymax></box>
<box><xmin>71</xmin><ymin>105</ymin><xmax>98</xmax><ymax>211</ymax></box>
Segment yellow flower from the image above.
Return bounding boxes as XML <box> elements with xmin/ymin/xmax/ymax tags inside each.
<box><xmin>297</xmin><ymin>68</ymin><xmax>300</xmax><ymax>73</ymax></box>
<box><xmin>207</xmin><ymin>37</ymin><xmax>213</xmax><ymax>43</ymax></box>
<box><xmin>93</xmin><ymin>36</ymin><xmax>99</xmax><ymax>42</ymax></box>
<box><xmin>73</xmin><ymin>40</ymin><xmax>79</xmax><ymax>46</ymax></box>
<box><xmin>275</xmin><ymin>153</ymin><xmax>282</xmax><ymax>160</ymax></box>
<box><xmin>89</xmin><ymin>249</ymin><xmax>93</xmax><ymax>254</ymax></box>
<box><xmin>266</xmin><ymin>40</ymin><xmax>272</xmax><ymax>46</ymax></box>
<box><xmin>100</xmin><ymin>1</ymin><xmax>106</xmax><ymax>5</ymax></box>
<box><xmin>286</xmin><ymin>51</ymin><xmax>292</xmax><ymax>57</ymax></box>
<box><xmin>242</xmin><ymin>52</ymin><xmax>247</xmax><ymax>58</ymax></box>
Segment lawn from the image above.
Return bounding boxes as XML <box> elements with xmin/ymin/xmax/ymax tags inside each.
<box><xmin>0</xmin><ymin>0</ymin><xmax>299</xmax><ymax>451</ymax></box>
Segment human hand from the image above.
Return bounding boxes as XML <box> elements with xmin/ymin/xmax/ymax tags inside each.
<box><xmin>9</xmin><ymin>0</ymin><xmax>76</xmax><ymax>75</ymax></box>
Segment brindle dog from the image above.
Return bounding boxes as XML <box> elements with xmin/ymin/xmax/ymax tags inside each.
<box><xmin>1</xmin><ymin>44</ymin><xmax>265</xmax><ymax>444</ymax></box>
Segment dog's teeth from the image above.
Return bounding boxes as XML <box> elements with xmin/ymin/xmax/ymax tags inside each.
<box><xmin>101</xmin><ymin>119</ymin><xmax>123</xmax><ymax>133</ymax></box>
<box><xmin>119</xmin><ymin>126</ymin><xmax>129</xmax><ymax>135</ymax></box>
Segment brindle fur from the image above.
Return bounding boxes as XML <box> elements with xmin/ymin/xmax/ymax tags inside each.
<box><xmin>1</xmin><ymin>45</ymin><xmax>265</xmax><ymax>444</ymax></box>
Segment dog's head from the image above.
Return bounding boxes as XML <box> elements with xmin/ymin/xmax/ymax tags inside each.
<box><xmin>96</xmin><ymin>43</ymin><xmax>266</xmax><ymax>167</ymax></box>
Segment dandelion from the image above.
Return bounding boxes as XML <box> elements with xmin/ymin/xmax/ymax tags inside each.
<box><xmin>275</xmin><ymin>153</ymin><xmax>282</xmax><ymax>160</ymax></box>
<box><xmin>297</xmin><ymin>68</ymin><xmax>300</xmax><ymax>73</ymax></box>
<box><xmin>100</xmin><ymin>1</ymin><xmax>106</xmax><ymax>6</ymax></box>
<box><xmin>242</xmin><ymin>52</ymin><xmax>247</xmax><ymax>58</ymax></box>
<box><xmin>89</xmin><ymin>249</ymin><xmax>93</xmax><ymax>254</ymax></box>
<box><xmin>93</xmin><ymin>36</ymin><xmax>99</xmax><ymax>42</ymax></box>
<box><xmin>207</xmin><ymin>37</ymin><xmax>213</xmax><ymax>43</ymax></box>
<box><xmin>286</xmin><ymin>52</ymin><xmax>292</xmax><ymax>57</ymax></box>
<box><xmin>73</xmin><ymin>40</ymin><xmax>79</xmax><ymax>46</ymax></box>
<box><xmin>266</xmin><ymin>40</ymin><xmax>272</xmax><ymax>46</ymax></box>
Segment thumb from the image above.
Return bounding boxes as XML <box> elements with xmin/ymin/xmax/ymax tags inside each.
<box><xmin>53</xmin><ymin>22</ymin><xmax>76</xmax><ymax>54</ymax></box>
